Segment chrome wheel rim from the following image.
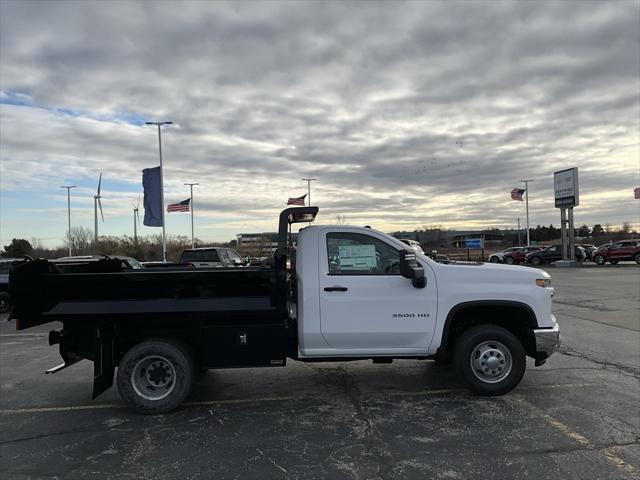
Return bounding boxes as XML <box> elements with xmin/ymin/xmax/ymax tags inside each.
<box><xmin>470</xmin><ymin>340</ymin><xmax>512</xmax><ymax>384</ymax></box>
<box><xmin>131</xmin><ymin>355</ymin><xmax>176</xmax><ymax>401</ymax></box>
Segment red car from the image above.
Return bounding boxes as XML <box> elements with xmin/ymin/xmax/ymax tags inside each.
<box><xmin>592</xmin><ymin>240</ymin><xmax>640</xmax><ymax>265</ymax></box>
<box><xmin>502</xmin><ymin>246</ymin><xmax>544</xmax><ymax>265</ymax></box>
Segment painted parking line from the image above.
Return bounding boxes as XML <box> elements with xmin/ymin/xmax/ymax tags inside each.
<box><xmin>0</xmin><ymin>396</ymin><xmax>295</xmax><ymax>415</ymax></box>
<box><xmin>0</xmin><ymin>383</ymin><xmax>601</xmax><ymax>416</ymax></box>
<box><xmin>509</xmin><ymin>394</ymin><xmax>639</xmax><ymax>480</ymax></box>
<box><xmin>0</xmin><ymin>333</ymin><xmax>49</xmax><ymax>338</ymax></box>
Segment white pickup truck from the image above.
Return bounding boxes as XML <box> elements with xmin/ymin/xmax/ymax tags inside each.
<box><xmin>10</xmin><ymin>207</ymin><xmax>560</xmax><ymax>413</ymax></box>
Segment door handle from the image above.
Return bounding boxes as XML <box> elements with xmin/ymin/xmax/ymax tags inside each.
<box><xmin>324</xmin><ymin>286</ymin><xmax>348</xmax><ymax>292</ymax></box>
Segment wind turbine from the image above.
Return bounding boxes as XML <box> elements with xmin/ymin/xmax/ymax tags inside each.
<box><xmin>93</xmin><ymin>173</ymin><xmax>104</xmax><ymax>243</ymax></box>
<box><xmin>133</xmin><ymin>198</ymin><xmax>140</xmax><ymax>243</ymax></box>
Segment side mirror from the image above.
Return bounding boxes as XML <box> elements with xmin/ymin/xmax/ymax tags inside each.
<box><xmin>400</xmin><ymin>250</ymin><xmax>426</xmax><ymax>289</ymax></box>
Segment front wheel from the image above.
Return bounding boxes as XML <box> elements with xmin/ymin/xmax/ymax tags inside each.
<box><xmin>504</xmin><ymin>256</ymin><xmax>515</xmax><ymax>265</ymax></box>
<box><xmin>594</xmin><ymin>254</ymin><xmax>606</xmax><ymax>265</ymax></box>
<box><xmin>454</xmin><ymin>325</ymin><xmax>526</xmax><ymax>396</ymax></box>
<box><xmin>635</xmin><ymin>253</ymin><xmax>640</xmax><ymax>264</ymax></box>
<box><xmin>489</xmin><ymin>257</ymin><xmax>499</xmax><ymax>263</ymax></box>
<box><xmin>117</xmin><ymin>339</ymin><xmax>196</xmax><ymax>414</ymax></box>
<box><xmin>530</xmin><ymin>256</ymin><xmax>542</xmax><ymax>266</ymax></box>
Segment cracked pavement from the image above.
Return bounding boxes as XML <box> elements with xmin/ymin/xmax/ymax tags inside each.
<box><xmin>0</xmin><ymin>266</ymin><xmax>639</xmax><ymax>479</ymax></box>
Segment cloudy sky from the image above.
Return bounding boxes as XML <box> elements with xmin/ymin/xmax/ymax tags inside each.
<box><xmin>1</xmin><ymin>0</ymin><xmax>639</xmax><ymax>248</ymax></box>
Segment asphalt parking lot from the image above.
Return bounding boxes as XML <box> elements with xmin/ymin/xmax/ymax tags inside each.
<box><xmin>1</xmin><ymin>265</ymin><xmax>639</xmax><ymax>480</ymax></box>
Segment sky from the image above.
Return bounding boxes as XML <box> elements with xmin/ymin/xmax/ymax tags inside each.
<box><xmin>1</xmin><ymin>0</ymin><xmax>639</xmax><ymax>248</ymax></box>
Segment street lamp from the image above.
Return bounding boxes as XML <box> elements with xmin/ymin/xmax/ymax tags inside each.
<box><xmin>184</xmin><ymin>183</ymin><xmax>199</xmax><ymax>249</ymax></box>
<box><xmin>60</xmin><ymin>185</ymin><xmax>76</xmax><ymax>256</ymax></box>
<box><xmin>146</xmin><ymin>121</ymin><xmax>173</xmax><ymax>262</ymax></box>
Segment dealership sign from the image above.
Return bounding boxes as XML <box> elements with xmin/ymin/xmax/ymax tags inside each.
<box><xmin>554</xmin><ymin>167</ymin><xmax>579</xmax><ymax>208</ymax></box>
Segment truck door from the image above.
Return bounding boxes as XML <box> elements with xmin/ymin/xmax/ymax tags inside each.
<box><xmin>318</xmin><ymin>230</ymin><xmax>437</xmax><ymax>352</ymax></box>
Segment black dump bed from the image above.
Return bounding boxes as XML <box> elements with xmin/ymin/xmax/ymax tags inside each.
<box><xmin>10</xmin><ymin>259</ymin><xmax>282</xmax><ymax>330</ymax></box>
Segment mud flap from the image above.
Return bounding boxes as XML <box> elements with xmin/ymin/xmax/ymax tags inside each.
<box><xmin>92</xmin><ymin>327</ymin><xmax>115</xmax><ymax>399</ymax></box>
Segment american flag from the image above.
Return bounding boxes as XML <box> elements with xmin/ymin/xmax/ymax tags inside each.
<box><xmin>167</xmin><ymin>198</ymin><xmax>191</xmax><ymax>212</ymax></box>
<box><xmin>287</xmin><ymin>194</ymin><xmax>307</xmax><ymax>206</ymax></box>
<box><xmin>511</xmin><ymin>188</ymin><xmax>525</xmax><ymax>201</ymax></box>
<box><xmin>635</xmin><ymin>187</ymin><xmax>640</xmax><ymax>199</ymax></box>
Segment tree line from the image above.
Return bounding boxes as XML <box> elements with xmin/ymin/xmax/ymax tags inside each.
<box><xmin>1</xmin><ymin>227</ymin><xmax>236</xmax><ymax>262</ymax></box>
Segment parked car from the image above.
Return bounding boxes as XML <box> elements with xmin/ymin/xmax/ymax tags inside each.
<box><xmin>179</xmin><ymin>247</ymin><xmax>246</xmax><ymax>268</ymax></box>
<box><xmin>525</xmin><ymin>244</ymin><xmax>586</xmax><ymax>266</ymax></box>
<box><xmin>53</xmin><ymin>255</ymin><xmax>144</xmax><ymax>273</ymax></box>
<box><xmin>592</xmin><ymin>240</ymin><xmax>640</xmax><ymax>265</ymax></box>
<box><xmin>488</xmin><ymin>247</ymin><xmax>521</xmax><ymax>263</ymax></box>
<box><xmin>502</xmin><ymin>246</ymin><xmax>543</xmax><ymax>265</ymax></box>
<box><xmin>578</xmin><ymin>244</ymin><xmax>597</xmax><ymax>261</ymax></box>
<box><xmin>0</xmin><ymin>258</ymin><xmax>25</xmax><ymax>313</ymax></box>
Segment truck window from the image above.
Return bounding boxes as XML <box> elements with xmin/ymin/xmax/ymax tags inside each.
<box><xmin>327</xmin><ymin>232</ymin><xmax>400</xmax><ymax>275</ymax></box>
<box><xmin>227</xmin><ymin>249</ymin><xmax>243</xmax><ymax>263</ymax></box>
<box><xmin>181</xmin><ymin>250</ymin><xmax>220</xmax><ymax>262</ymax></box>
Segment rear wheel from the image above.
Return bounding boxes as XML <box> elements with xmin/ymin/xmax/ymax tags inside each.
<box><xmin>594</xmin><ymin>254</ymin><xmax>606</xmax><ymax>265</ymax></box>
<box><xmin>454</xmin><ymin>325</ymin><xmax>526</xmax><ymax>395</ymax></box>
<box><xmin>530</xmin><ymin>256</ymin><xmax>542</xmax><ymax>266</ymax></box>
<box><xmin>504</xmin><ymin>256</ymin><xmax>515</xmax><ymax>265</ymax></box>
<box><xmin>0</xmin><ymin>292</ymin><xmax>10</xmax><ymax>313</ymax></box>
<box><xmin>117</xmin><ymin>339</ymin><xmax>196</xmax><ymax>414</ymax></box>
<box><xmin>635</xmin><ymin>253</ymin><xmax>640</xmax><ymax>264</ymax></box>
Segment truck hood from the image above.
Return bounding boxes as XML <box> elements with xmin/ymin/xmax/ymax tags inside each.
<box><xmin>428</xmin><ymin>259</ymin><xmax>550</xmax><ymax>282</ymax></box>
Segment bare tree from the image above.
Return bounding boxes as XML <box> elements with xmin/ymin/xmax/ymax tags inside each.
<box><xmin>68</xmin><ymin>227</ymin><xmax>92</xmax><ymax>255</ymax></box>
<box><xmin>334</xmin><ymin>215</ymin><xmax>347</xmax><ymax>225</ymax></box>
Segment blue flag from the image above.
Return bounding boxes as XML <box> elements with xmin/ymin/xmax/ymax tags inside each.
<box><xmin>142</xmin><ymin>166</ymin><xmax>163</xmax><ymax>227</ymax></box>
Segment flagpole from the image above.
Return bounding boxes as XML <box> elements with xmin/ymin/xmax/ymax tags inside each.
<box><xmin>146</xmin><ymin>121</ymin><xmax>172</xmax><ymax>262</ymax></box>
<box><xmin>301</xmin><ymin>178</ymin><xmax>316</xmax><ymax>206</ymax></box>
<box><xmin>185</xmin><ymin>183</ymin><xmax>198</xmax><ymax>249</ymax></box>
<box><xmin>520</xmin><ymin>179</ymin><xmax>533</xmax><ymax>246</ymax></box>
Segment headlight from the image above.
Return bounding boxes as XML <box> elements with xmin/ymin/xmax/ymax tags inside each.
<box><xmin>536</xmin><ymin>278</ymin><xmax>552</xmax><ymax>288</ymax></box>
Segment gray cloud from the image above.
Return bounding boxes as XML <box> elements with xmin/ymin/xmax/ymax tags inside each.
<box><xmin>0</xmin><ymin>0</ymin><xmax>638</xmax><ymax>246</ymax></box>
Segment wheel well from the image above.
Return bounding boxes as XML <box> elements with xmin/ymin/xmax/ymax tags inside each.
<box><xmin>438</xmin><ymin>304</ymin><xmax>538</xmax><ymax>361</ymax></box>
<box><xmin>116</xmin><ymin>331</ymin><xmax>200</xmax><ymax>367</ymax></box>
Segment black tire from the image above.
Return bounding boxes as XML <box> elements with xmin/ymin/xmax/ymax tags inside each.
<box><xmin>530</xmin><ymin>256</ymin><xmax>542</xmax><ymax>266</ymax></box>
<box><xmin>489</xmin><ymin>256</ymin><xmax>499</xmax><ymax>263</ymax></box>
<box><xmin>610</xmin><ymin>260</ymin><xmax>619</xmax><ymax>265</ymax></box>
<box><xmin>454</xmin><ymin>325</ymin><xmax>526</xmax><ymax>396</ymax></box>
<box><xmin>117</xmin><ymin>339</ymin><xmax>196</xmax><ymax>414</ymax></box>
<box><xmin>635</xmin><ymin>253</ymin><xmax>640</xmax><ymax>265</ymax></box>
<box><xmin>0</xmin><ymin>292</ymin><xmax>10</xmax><ymax>313</ymax></box>
<box><xmin>594</xmin><ymin>254</ymin><xmax>606</xmax><ymax>265</ymax></box>
<box><xmin>504</xmin><ymin>256</ymin><xmax>515</xmax><ymax>265</ymax></box>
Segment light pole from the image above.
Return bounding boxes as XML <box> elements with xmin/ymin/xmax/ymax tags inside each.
<box><xmin>146</xmin><ymin>121</ymin><xmax>173</xmax><ymax>262</ymax></box>
<box><xmin>184</xmin><ymin>183</ymin><xmax>199</xmax><ymax>249</ymax></box>
<box><xmin>519</xmin><ymin>179</ymin><xmax>534</xmax><ymax>246</ymax></box>
<box><xmin>60</xmin><ymin>185</ymin><xmax>76</xmax><ymax>256</ymax></box>
<box><xmin>301</xmin><ymin>178</ymin><xmax>316</xmax><ymax>206</ymax></box>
